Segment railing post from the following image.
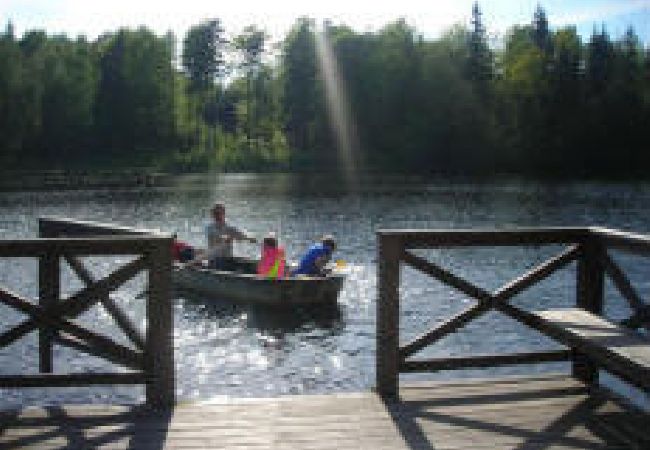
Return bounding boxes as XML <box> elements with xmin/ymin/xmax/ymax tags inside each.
<box><xmin>376</xmin><ymin>233</ymin><xmax>401</xmax><ymax>398</ymax></box>
<box><xmin>145</xmin><ymin>238</ymin><xmax>175</xmax><ymax>409</ymax></box>
<box><xmin>38</xmin><ymin>221</ymin><xmax>59</xmax><ymax>373</ymax></box>
<box><xmin>574</xmin><ymin>234</ymin><xmax>604</xmax><ymax>385</ymax></box>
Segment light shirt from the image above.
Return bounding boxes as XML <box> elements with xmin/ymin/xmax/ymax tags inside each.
<box><xmin>205</xmin><ymin>221</ymin><xmax>247</xmax><ymax>260</ymax></box>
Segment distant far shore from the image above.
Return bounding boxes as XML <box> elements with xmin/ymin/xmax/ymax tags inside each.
<box><xmin>2</xmin><ymin>168</ymin><xmax>650</xmax><ymax>192</ymax></box>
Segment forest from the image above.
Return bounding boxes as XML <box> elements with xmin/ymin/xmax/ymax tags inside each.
<box><xmin>1</xmin><ymin>3</ymin><xmax>648</xmax><ymax>176</ymax></box>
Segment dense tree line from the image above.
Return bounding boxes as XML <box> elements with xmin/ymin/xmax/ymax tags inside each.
<box><xmin>1</xmin><ymin>3</ymin><xmax>648</xmax><ymax>176</ymax></box>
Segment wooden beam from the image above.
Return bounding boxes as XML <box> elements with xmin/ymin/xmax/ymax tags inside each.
<box><xmin>601</xmin><ymin>251</ymin><xmax>646</xmax><ymax>312</ymax></box>
<box><xmin>378</xmin><ymin>227</ymin><xmax>588</xmax><ymax>249</ymax></box>
<box><xmin>399</xmin><ymin>302</ymin><xmax>490</xmax><ymax>360</ymax></box>
<box><xmin>590</xmin><ymin>226</ymin><xmax>650</xmax><ymax>257</ymax></box>
<box><xmin>620</xmin><ymin>307</ymin><xmax>650</xmax><ymax>332</ymax></box>
<box><xmin>54</xmin><ymin>333</ymin><xmax>143</xmax><ymax>371</ymax></box>
<box><xmin>400</xmin><ymin>350</ymin><xmax>571</xmax><ymax>372</ymax></box>
<box><xmin>0</xmin><ymin>372</ymin><xmax>146</xmax><ymax>388</ymax></box>
<box><xmin>0</xmin><ymin>288</ymin><xmax>143</xmax><ymax>370</ymax></box>
<box><xmin>493</xmin><ymin>245</ymin><xmax>580</xmax><ymax>303</ymax></box>
<box><xmin>39</xmin><ymin>216</ymin><xmax>158</xmax><ymax>237</ymax></box>
<box><xmin>399</xmin><ymin>246</ymin><xmax>580</xmax><ymax>361</ymax></box>
<box><xmin>575</xmin><ymin>240</ymin><xmax>604</xmax><ymax>385</ymax></box>
<box><xmin>0</xmin><ymin>237</ymin><xmax>168</xmax><ymax>257</ymax></box>
<box><xmin>64</xmin><ymin>255</ymin><xmax>145</xmax><ymax>349</ymax></box>
<box><xmin>531</xmin><ymin>308</ymin><xmax>650</xmax><ymax>392</ymax></box>
<box><xmin>0</xmin><ymin>319</ymin><xmax>35</xmax><ymax>349</ymax></box>
<box><xmin>401</xmin><ymin>250</ymin><xmax>492</xmax><ymax>302</ymax></box>
<box><xmin>38</xmin><ymin>251</ymin><xmax>59</xmax><ymax>373</ymax></box>
<box><xmin>376</xmin><ymin>234</ymin><xmax>401</xmax><ymax>399</ymax></box>
<box><xmin>145</xmin><ymin>240</ymin><xmax>175</xmax><ymax>409</ymax></box>
<box><xmin>0</xmin><ymin>256</ymin><xmax>147</xmax><ymax>347</ymax></box>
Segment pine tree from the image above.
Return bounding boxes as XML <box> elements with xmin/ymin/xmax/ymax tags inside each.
<box><xmin>467</xmin><ymin>2</ymin><xmax>493</xmax><ymax>85</ymax></box>
<box><xmin>531</xmin><ymin>4</ymin><xmax>552</xmax><ymax>55</ymax></box>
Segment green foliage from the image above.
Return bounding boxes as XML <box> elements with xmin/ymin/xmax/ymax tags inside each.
<box><xmin>95</xmin><ymin>28</ymin><xmax>176</xmax><ymax>156</ymax></box>
<box><xmin>181</xmin><ymin>19</ymin><xmax>226</xmax><ymax>92</ymax></box>
<box><xmin>280</xmin><ymin>18</ymin><xmax>322</xmax><ymax>158</ymax></box>
<box><xmin>1</xmin><ymin>4</ymin><xmax>649</xmax><ymax>177</ymax></box>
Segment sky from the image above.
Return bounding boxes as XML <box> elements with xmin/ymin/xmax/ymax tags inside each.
<box><xmin>2</xmin><ymin>0</ymin><xmax>649</xmax><ymax>46</ymax></box>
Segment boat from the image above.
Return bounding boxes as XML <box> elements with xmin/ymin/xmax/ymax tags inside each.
<box><xmin>172</xmin><ymin>257</ymin><xmax>345</xmax><ymax>306</ymax></box>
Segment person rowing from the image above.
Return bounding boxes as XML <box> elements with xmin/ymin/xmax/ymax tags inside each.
<box><xmin>205</xmin><ymin>202</ymin><xmax>256</xmax><ymax>271</ymax></box>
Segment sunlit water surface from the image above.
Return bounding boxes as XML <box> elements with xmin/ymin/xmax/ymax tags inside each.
<box><xmin>1</xmin><ymin>174</ymin><xmax>649</xmax><ymax>409</ymax></box>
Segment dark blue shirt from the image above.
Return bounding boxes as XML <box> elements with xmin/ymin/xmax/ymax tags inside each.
<box><xmin>292</xmin><ymin>243</ymin><xmax>331</xmax><ymax>276</ymax></box>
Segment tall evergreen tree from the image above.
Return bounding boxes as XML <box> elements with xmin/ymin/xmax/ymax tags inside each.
<box><xmin>181</xmin><ymin>19</ymin><xmax>226</xmax><ymax>92</ymax></box>
<box><xmin>531</xmin><ymin>4</ymin><xmax>552</xmax><ymax>55</ymax></box>
<box><xmin>586</xmin><ymin>26</ymin><xmax>613</xmax><ymax>94</ymax></box>
<box><xmin>281</xmin><ymin>18</ymin><xmax>320</xmax><ymax>159</ymax></box>
<box><xmin>233</xmin><ymin>26</ymin><xmax>267</xmax><ymax>142</ymax></box>
<box><xmin>467</xmin><ymin>2</ymin><xmax>493</xmax><ymax>85</ymax></box>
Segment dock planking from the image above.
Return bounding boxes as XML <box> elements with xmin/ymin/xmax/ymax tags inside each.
<box><xmin>1</xmin><ymin>375</ymin><xmax>648</xmax><ymax>449</ymax></box>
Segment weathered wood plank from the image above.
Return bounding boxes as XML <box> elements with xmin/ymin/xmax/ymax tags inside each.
<box><xmin>0</xmin><ymin>376</ymin><xmax>646</xmax><ymax>450</ymax></box>
<box><xmin>376</xmin><ymin>234</ymin><xmax>401</xmax><ymax>398</ymax></box>
<box><xmin>38</xmin><ymin>251</ymin><xmax>59</xmax><ymax>373</ymax></box>
<box><xmin>378</xmin><ymin>227</ymin><xmax>588</xmax><ymax>249</ymax></box>
<box><xmin>498</xmin><ymin>304</ymin><xmax>650</xmax><ymax>392</ymax></box>
<box><xmin>401</xmin><ymin>250</ymin><xmax>492</xmax><ymax>302</ymax></box>
<box><xmin>39</xmin><ymin>216</ymin><xmax>158</xmax><ymax>237</ymax></box>
<box><xmin>575</xmin><ymin>240</ymin><xmax>605</xmax><ymax>384</ymax></box>
<box><xmin>1</xmin><ymin>255</ymin><xmax>147</xmax><ymax>348</ymax></box>
<box><xmin>0</xmin><ymin>372</ymin><xmax>146</xmax><ymax>388</ymax></box>
<box><xmin>401</xmin><ymin>350</ymin><xmax>571</xmax><ymax>372</ymax></box>
<box><xmin>53</xmin><ymin>333</ymin><xmax>142</xmax><ymax>371</ymax></box>
<box><xmin>590</xmin><ymin>226</ymin><xmax>650</xmax><ymax>257</ymax></box>
<box><xmin>492</xmin><ymin>245</ymin><xmax>580</xmax><ymax>302</ymax></box>
<box><xmin>536</xmin><ymin>308</ymin><xmax>650</xmax><ymax>391</ymax></box>
<box><xmin>0</xmin><ymin>287</ymin><xmax>144</xmax><ymax>370</ymax></box>
<box><xmin>64</xmin><ymin>255</ymin><xmax>145</xmax><ymax>349</ymax></box>
<box><xmin>601</xmin><ymin>251</ymin><xmax>647</xmax><ymax>312</ymax></box>
<box><xmin>399</xmin><ymin>302</ymin><xmax>489</xmax><ymax>360</ymax></box>
<box><xmin>0</xmin><ymin>237</ymin><xmax>168</xmax><ymax>257</ymax></box>
<box><xmin>145</xmin><ymin>240</ymin><xmax>174</xmax><ymax>409</ymax></box>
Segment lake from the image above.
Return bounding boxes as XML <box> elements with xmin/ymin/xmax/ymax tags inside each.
<box><xmin>1</xmin><ymin>173</ymin><xmax>649</xmax><ymax>409</ymax></box>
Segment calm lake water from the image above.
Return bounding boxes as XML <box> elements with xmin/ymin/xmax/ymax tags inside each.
<box><xmin>1</xmin><ymin>174</ymin><xmax>649</xmax><ymax>409</ymax></box>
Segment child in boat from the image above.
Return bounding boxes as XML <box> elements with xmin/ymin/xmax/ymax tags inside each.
<box><xmin>171</xmin><ymin>233</ymin><xmax>196</xmax><ymax>263</ymax></box>
<box><xmin>291</xmin><ymin>235</ymin><xmax>336</xmax><ymax>277</ymax></box>
<box><xmin>257</xmin><ymin>233</ymin><xmax>286</xmax><ymax>279</ymax></box>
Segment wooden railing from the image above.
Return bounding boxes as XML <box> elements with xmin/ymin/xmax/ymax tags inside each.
<box><xmin>376</xmin><ymin>226</ymin><xmax>650</xmax><ymax>398</ymax></box>
<box><xmin>0</xmin><ymin>217</ymin><xmax>173</xmax><ymax>408</ymax></box>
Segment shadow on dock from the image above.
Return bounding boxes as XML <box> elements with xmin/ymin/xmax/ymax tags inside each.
<box><xmin>1</xmin><ymin>375</ymin><xmax>648</xmax><ymax>449</ymax></box>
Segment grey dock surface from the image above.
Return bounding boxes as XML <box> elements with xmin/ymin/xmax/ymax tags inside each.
<box><xmin>1</xmin><ymin>375</ymin><xmax>648</xmax><ymax>449</ymax></box>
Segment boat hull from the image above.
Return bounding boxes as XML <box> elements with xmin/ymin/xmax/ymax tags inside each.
<box><xmin>172</xmin><ymin>264</ymin><xmax>344</xmax><ymax>306</ymax></box>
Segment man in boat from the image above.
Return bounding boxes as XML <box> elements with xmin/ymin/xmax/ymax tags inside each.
<box><xmin>205</xmin><ymin>202</ymin><xmax>256</xmax><ymax>271</ymax></box>
<box><xmin>291</xmin><ymin>235</ymin><xmax>336</xmax><ymax>277</ymax></box>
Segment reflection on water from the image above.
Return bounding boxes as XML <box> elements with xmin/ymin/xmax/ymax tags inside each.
<box><xmin>1</xmin><ymin>174</ymin><xmax>649</xmax><ymax>409</ymax></box>
<box><xmin>177</xmin><ymin>290</ymin><xmax>344</xmax><ymax>335</ymax></box>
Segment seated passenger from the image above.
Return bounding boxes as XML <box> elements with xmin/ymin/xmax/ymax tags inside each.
<box><xmin>292</xmin><ymin>235</ymin><xmax>336</xmax><ymax>277</ymax></box>
<box><xmin>171</xmin><ymin>233</ymin><xmax>195</xmax><ymax>263</ymax></box>
<box><xmin>257</xmin><ymin>233</ymin><xmax>286</xmax><ymax>279</ymax></box>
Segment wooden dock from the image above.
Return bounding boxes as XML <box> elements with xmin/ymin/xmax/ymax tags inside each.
<box><xmin>2</xmin><ymin>220</ymin><xmax>650</xmax><ymax>448</ymax></box>
<box><xmin>1</xmin><ymin>375</ymin><xmax>648</xmax><ymax>449</ymax></box>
